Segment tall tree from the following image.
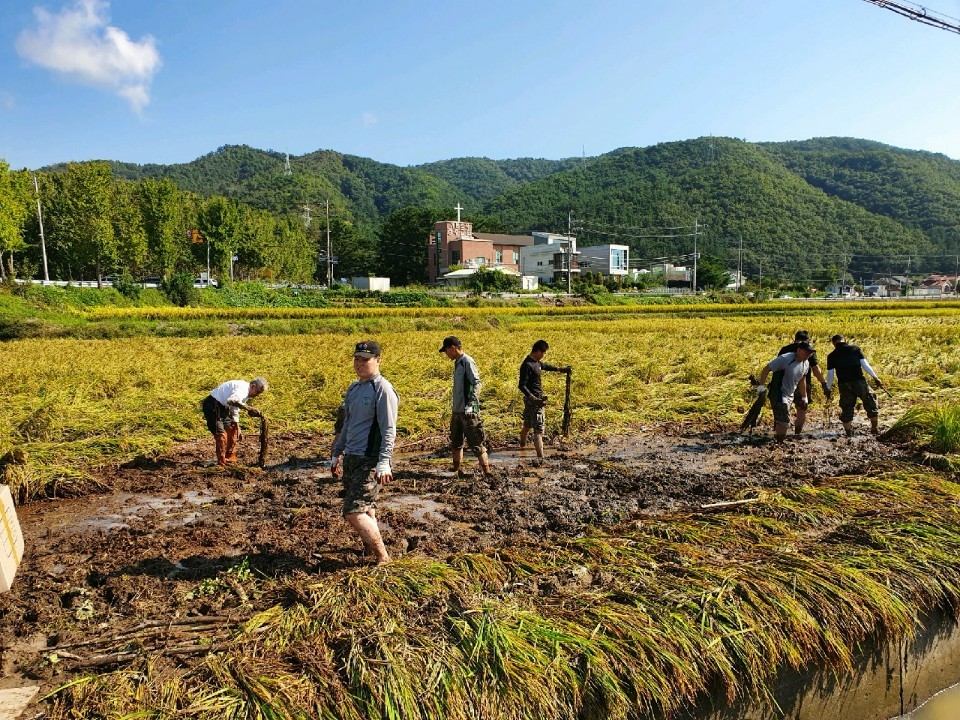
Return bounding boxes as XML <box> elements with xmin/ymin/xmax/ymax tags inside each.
<box><xmin>48</xmin><ymin>162</ymin><xmax>116</xmax><ymax>285</ymax></box>
<box><xmin>138</xmin><ymin>178</ymin><xmax>186</xmax><ymax>279</ymax></box>
<box><xmin>377</xmin><ymin>206</ymin><xmax>445</xmax><ymax>286</ymax></box>
<box><xmin>196</xmin><ymin>195</ymin><xmax>241</xmax><ymax>282</ymax></box>
<box><xmin>0</xmin><ymin>162</ymin><xmax>30</xmax><ymax>278</ymax></box>
<box><xmin>112</xmin><ymin>180</ymin><xmax>148</xmax><ymax>277</ymax></box>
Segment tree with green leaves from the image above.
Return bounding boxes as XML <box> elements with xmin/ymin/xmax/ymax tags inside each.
<box><xmin>48</xmin><ymin>162</ymin><xmax>116</xmax><ymax>285</ymax></box>
<box><xmin>377</xmin><ymin>206</ymin><xmax>445</xmax><ymax>286</ymax></box>
<box><xmin>0</xmin><ymin>162</ymin><xmax>30</xmax><ymax>279</ymax></box>
<box><xmin>111</xmin><ymin>180</ymin><xmax>148</xmax><ymax>277</ymax></box>
<box><xmin>138</xmin><ymin>178</ymin><xmax>186</xmax><ymax>279</ymax></box>
<box><xmin>197</xmin><ymin>195</ymin><xmax>241</xmax><ymax>282</ymax></box>
<box><xmin>696</xmin><ymin>254</ymin><xmax>731</xmax><ymax>290</ymax></box>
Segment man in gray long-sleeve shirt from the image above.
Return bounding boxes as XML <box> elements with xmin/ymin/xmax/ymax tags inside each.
<box><xmin>440</xmin><ymin>336</ymin><xmax>493</xmax><ymax>477</ymax></box>
<box><xmin>331</xmin><ymin>339</ymin><xmax>399</xmax><ymax>564</ymax></box>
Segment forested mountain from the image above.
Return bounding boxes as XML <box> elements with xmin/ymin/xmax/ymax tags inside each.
<box><xmin>478</xmin><ymin>138</ymin><xmax>937</xmax><ymax>282</ymax></box>
<box><xmin>108</xmin><ymin>145</ymin><xmax>468</xmax><ymax>222</ymax></box>
<box><xmin>760</xmin><ymin>137</ymin><xmax>960</xmax><ymax>249</ymax></box>
<box><xmin>414</xmin><ymin>157</ymin><xmax>582</xmax><ymax>202</ymax></box>
<box><xmin>15</xmin><ymin>135</ymin><xmax>960</xmax><ymax>286</ymax></box>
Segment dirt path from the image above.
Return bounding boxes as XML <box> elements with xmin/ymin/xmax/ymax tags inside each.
<box><xmin>0</xmin><ymin>425</ymin><xmax>905</xmax><ymax>709</ymax></box>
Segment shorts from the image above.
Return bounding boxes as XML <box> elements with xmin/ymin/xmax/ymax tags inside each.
<box><xmin>202</xmin><ymin>395</ymin><xmax>235</xmax><ymax>434</ymax></box>
<box><xmin>450</xmin><ymin>412</ymin><xmax>487</xmax><ymax>454</ymax></box>
<box><xmin>522</xmin><ymin>396</ymin><xmax>545</xmax><ymax>434</ymax></box>
<box><xmin>769</xmin><ymin>398</ymin><xmax>791</xmax><ymax>426</ymax></box>
<box><xmin>341</xmin><ymin>455</ymin><xmax>380</xmax><ymax>516</ymax></box>
<box><xmin>838</xmin><ymin>379</ymin><xmax>879</xmax><ymax>423</ymax></box>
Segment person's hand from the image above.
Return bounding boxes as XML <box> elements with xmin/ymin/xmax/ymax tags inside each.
<box><xmin>563</xmin><ymin>366</ymin><xmax>572</xmax><ymax>374</ymax></box>
<box><xmin>375</xmin><ymin>461</ymin><xmax>392</xmax><ymax>483</ymax></box>
<box><xmin>873</xmin><ymin>377</ymin><xmax>884</xmax><ymax>388</ymax></box>
<box><xmin>331</xmin><ymin>455</ymin><xmax>342</xmax><ymax>479</ymax></box>
<box><xmin>248</xmin><ymin>407</ymin><xmax>262</xmax><ymax>418</ymax></box>
<box><xmin>237</xmin><ymin>427</ymin><xmax>243</xmax><ymax>442</ymax></box>
<box><xmin>754</xmin><ymin>384</ymin><xmax>766</xmax><ymax>394</ymax></box>
<box><xmin>538</xmin><ymin>395</ymin><xmax>549</xmax><ymax>407</ymax></box>
<box><xmin>796</xmin><ymin>398</ymin><xmax>808</xmax><ymax>410</ymax></box>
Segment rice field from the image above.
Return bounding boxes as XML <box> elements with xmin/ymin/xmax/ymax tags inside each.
<box><xmin>5</xmin><ymin>300</ymin><xmax>960</xmax><ymax>719</ymax></box>
<box><xmin>2</xmin><ymin>302</ymin><xmax>959</xmax><ymax>500</ymax></box>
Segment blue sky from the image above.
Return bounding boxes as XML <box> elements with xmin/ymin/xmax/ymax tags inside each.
<box><xmin>2</xmin><ymin>0</ymin><xmax>960</xmax><ymax>170</ymax></box>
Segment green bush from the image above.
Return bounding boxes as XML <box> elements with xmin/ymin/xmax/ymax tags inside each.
<box><xmin>162</xmin><ymin>273</ymin><xmax>200</xmax><ymax>307</ymax></box>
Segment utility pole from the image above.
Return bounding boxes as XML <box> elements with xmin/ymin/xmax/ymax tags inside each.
<box><xmin>326</xmin><ymin>198</ymin><xmax>333</xmax><ymax>288</ymax></box>
<box><xmin>566</xmin><ymin>212</ymin><xmax>573</xmax><ymax>294</ymax></box>
<box><xmin>692</xmin><ymin>219</ymin><xmax>699</xmax><ymax>294</ymax></box>
<box><xmin>34</xmin><ymin>175</ymin><xmax>49</xmax><ymax>282</ymax></box>
<box><xmin>738</xmin><ymin>234</ymin><xmax>743</xmax><ymax>290</ymax></box>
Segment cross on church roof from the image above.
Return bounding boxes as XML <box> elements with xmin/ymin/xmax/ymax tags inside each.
<box><xmin>454</xmin><ymin>203</ymin><xmax>463</xmax><ymax>222</ymax></box>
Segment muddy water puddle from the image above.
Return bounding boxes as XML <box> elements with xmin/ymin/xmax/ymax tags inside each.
<box><xmin>22</xmin><ymin>489</ymin><xmax>219</xmax><ymax>536</ymax></box>
<box><xmin>896</xmin><ymin>682</ymin><xmax>960</xmax><ymax>719</ymax></box>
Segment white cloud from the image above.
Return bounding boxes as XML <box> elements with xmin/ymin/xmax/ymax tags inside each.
<box><xmin>362</xmin><ymin>112</ymin><xmax>377</xmax><ymax>127</ymax></box>
<box><xmin>15</xmin><ymin>0</ymin><xmax>161</xmax><ymax>114</ymax></box>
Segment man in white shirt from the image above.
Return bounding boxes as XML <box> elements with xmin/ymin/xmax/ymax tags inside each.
<box><xmin>755</xmin><ymin>342</ymin><xmax>814</xmax><ymax>442</ymax></box>
<box><xmin>202</xmin><ymin>377</ymin><xmax>267</xmax><ymax>466</ymax></box>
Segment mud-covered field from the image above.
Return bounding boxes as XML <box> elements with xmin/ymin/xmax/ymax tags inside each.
<box><xmin>0</xmin><ymin>422</ymin><xmax>906</xmax><ymax>713</ymax></box>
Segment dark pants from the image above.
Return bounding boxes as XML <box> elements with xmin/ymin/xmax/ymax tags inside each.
<box><xmin>202</xmin><ymin>395</ymin><xmax>234</xmax><ymax>434</ymax></box>
<box><xmin>450</xmin><ymin>412</ymin><xmax>487</xmax><ymax>455</ymax></box>
<box><xmin>838</xmin><ymin>380</ymin><xmax>879</xmax><ymax>422</ymax></box>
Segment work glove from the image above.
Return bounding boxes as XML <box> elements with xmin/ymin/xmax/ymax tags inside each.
<box><xmin>754</xmin><ymin>384</ymin><xmax>766</xmax><ymax>395</ymax></box>
<box><xmin>331</xmin><ymin>455</ymin><xmax>342</xmax><ymax>478</ymax></box>
<box><xmin>796</xmin><ymin>398</ymin><xmax>808</xmax><ymax>410</ymax></box>
<box><xmin>248</xmin><ymin>407</ymin><xmax>262</xmax><ymax>418</ymax></box>
<box><xmin>873</xmin><ymin>377</ymin><xmax>884</xmax><ymax>389</ymax></box>
<box><xmin>823</xmin><ymin>383</ymin><xmax>833</xmax><ymax>400</ymax></box>
<box><xmin>563</xmin><ymin>366</ymin><xmax>572</xmax><ymax>374</ymax></box>
<box><xmin>538</xmin><ymin>395</ymin><xmax>549</xmax><ymax>407</ymax></box>
<box><xmin>375</xmin><ymin>460</ymin><xmax>392</xmax><ymax>482</ymax></box>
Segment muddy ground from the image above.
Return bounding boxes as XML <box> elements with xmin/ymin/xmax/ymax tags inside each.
<box><xmin>0</xmin><ymin>420</ymin><xmax>908</xmax><ymax>714</ymax></box>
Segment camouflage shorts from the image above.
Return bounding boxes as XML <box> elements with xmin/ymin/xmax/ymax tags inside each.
<box><xmin>522</xmin><ymin>396</ymin><xmax>546</xmax><ymax>434</ymax></box>
<box><xmin>450</xmin><ymin>412</ymin><xmax>487</xmax><ymax>453</ymax></box>
<box><xmin>341</xmin><ymin>455</ymin><xmax>380</xmax><ymax>516</ymax></box>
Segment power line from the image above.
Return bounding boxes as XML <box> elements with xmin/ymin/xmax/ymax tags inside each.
<box><xmin>863</xmin><ymin>0</ymin><xmax>960</xmax><ymax>34</ymax></box>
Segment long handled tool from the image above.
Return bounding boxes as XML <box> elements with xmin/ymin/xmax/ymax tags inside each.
<box><xmin>876</xmin><ymin>381</ymin><xmax>893</xmax><ymax>399</ymax></box>
<box><xmin>257</xmin><ymin>415</ymin><xmax>269</xmax><ymax>468</ymax></box>
<box><xmin>740</xmin><ymin>374</ymin><xmax>766</xmax><ymax>433</ymax></box>
<box><xmin>561</xmin><ymin>370</ymin><xmax>572</xmax><ymax>437</ymax></box>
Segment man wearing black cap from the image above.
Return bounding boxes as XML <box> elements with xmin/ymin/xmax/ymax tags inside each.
<box><xmin>440</xmin><ymin>336</ymin><xmax>493</xmax><ymax>477</ymax></box>
<box><xmin>518</xmin><ymin>339</ymin><xmax>571</xmax><ymax>461</ymax></box>
<box><xmin>331</xmin><ymin>340</ymin><xmax>398</xmax><ymax>564</ymax></box>
<box><xmin>777</xmin><ymin>330</ymin><xmax>829</xmax><ymax>435</ymax></box>
<box><xmin>825</xmin><ymin>334</ymin><xmax>882</xmax><ymax>437</ymax></box>
<box><xmin>756</xmin><ymin>341</ymin><xmax>815</xmax><ymax>442</ymax></box>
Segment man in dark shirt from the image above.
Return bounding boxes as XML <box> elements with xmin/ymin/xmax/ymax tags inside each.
<box><xmin>825</xmin><ymin>334</ymin><xmax>882</xmax><ymax>437</ymax></box>
<box><xmin>518</xmin><ymin>339</ymin><xmax>571</xmax><ymax>462</ymax></box>
<box><xmin>774</xmin><ymin>330</ymin><xmax>829</xmax><ymax>435</ymax></box>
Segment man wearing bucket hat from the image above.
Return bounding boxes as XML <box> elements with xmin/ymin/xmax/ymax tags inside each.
<box><xmin>331</xmin><ymin>340</ymin><xmax>399</xmax><ymax>564</ymax></box>
<box><xmin>439</xmin><ymin>336</ymin><xmax>493</xmax><ymax>478</ymax></box>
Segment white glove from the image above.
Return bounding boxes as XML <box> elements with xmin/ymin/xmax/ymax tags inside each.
<box><xmin>375</xmin><ymin>460</ymin><xmax>391</xmax><ymax>477</ymax></box>
<box><xmin>754</xmin><ymin>384</ymin><xmax>766</xmax><ymax>394</ymax></box>
<box><xmin>464</xmin><ymin>405</ymin><xmax>474</xmax><ymax>415</ymax></box>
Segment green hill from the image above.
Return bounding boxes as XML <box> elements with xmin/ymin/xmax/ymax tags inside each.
<box><xmin>38</xmin><ymin>135</ymin><xmax>960</xmax><ymax>284</ymax></box>
<box><xmin>479</xmin><ymin>137</ymin><xmax>937</xmax><ymax>282</ymax></box>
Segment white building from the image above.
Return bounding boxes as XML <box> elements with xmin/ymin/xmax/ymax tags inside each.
<box><xmin>577</xmin><ymin>244</ymin><xmax>629</xmax><ymax>278</ymax></box>
<box><xmin>520</xmin><ymin>234</ymin><xmax>580</xmax><ymax>284</ymax></box>
<box><xmin>352</xmin><ymin>277</ymin><xmax>391</xmax><ymax>292</ymax></box>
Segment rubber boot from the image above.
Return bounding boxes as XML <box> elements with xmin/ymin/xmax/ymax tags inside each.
<box><xmin>225</xmin><ymin>424</ymin><xmax>240</xmax><ymax>463</ymax></box>
<box><xmin>870</xmin><ymin>417</ymin><xmax>879</xmax><ymax>435</ymax></box>
<box><xmin>214</xmin><ymin>432</ymin><xmax>228</xmax><ymax>466</ymax></box>
<box><xmin>452</xmin><ymin>449</ymin><xmax>465</xmax><ymax>478</ymax></box>
<box><xmin>843</xmin><ymin>422</ymin><xmax>854</xmax><ymax>438</ymax></box>
<box><xmin>794</xmin><ymin>420</ymin><xmax>805</xmax><ymax>436</ymax></box>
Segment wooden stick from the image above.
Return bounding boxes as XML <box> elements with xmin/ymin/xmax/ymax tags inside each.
<box><xmin>258</xmin><ymin>415</ymin><xmax>268</xmax><ymax>468</ymax></box>
<box><xmin>561</xmin><ymin>370</ymin><xmax>572</xmax><ymax>437</ymax></box>
<box><xmin>699</xmin><ymin>498</ymin><xmax>760</xmax><ymax>510</ymax></box>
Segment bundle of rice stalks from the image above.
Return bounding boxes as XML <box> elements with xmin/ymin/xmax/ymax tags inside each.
<box><xmin>885</xmin><ymin>403</ymin><xmax>960</xmax><ymax>454</ymax></box>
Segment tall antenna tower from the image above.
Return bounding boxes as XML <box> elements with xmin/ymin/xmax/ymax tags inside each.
<box><xmin>284</xmin><ymin>154</ymin><xmax>293</xmax><ymax>176</ymax></box>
